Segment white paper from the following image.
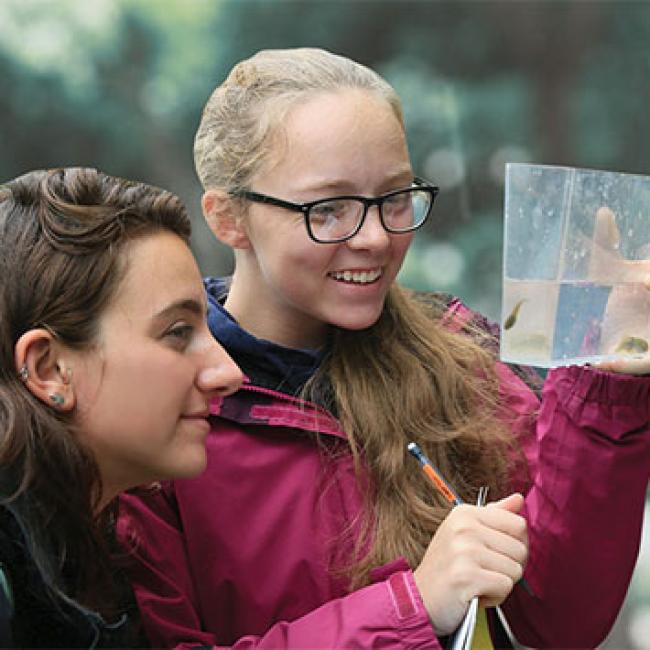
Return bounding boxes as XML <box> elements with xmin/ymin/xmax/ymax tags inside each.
<box><xmin>448</xmin><ymin>596</ymin><xmax>479</xmax><ymax>650</ymax></box>
<box><xmin>447</xmin><ymin>487</ymin><xmax>488</xmax><ymax>650</ymax></box>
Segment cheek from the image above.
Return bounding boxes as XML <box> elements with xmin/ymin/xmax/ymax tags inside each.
<box><xmin>70</xmin><ymin>364</ymin><xmax>105</xmax><ymax>423</ymax></box>
<box><xmin>391</xmin><ymin>235</ymin><xmax>413</xmax><ymax>266</ymax></box>
<box><xmin>290</xmin><ymin>247</ymin><xmax>333</xmax><ymax>273</ymax></box>
<box><xmin>250</xmin><ymin>215</ymin><xmax>324</xmax><ymax>264</ymax></box>
<box><xmin>261</xmin><ymin>236</ymin><xmax>334</xmax><ymax>285</ymax></box>
<box><xmin>110</xmin><ymin>357</ymin><xmax>194</xmax><ymax>415</ymax></box>
<box><xmin>151</xmin><ymin>363</ymin><xmax>197</xmax><ymax>404</ymax></box>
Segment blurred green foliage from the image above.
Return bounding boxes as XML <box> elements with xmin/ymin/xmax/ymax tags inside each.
<box><xmin>1</xmin><ymin>0</ymin><xmax>650</xmax><ymax>320</ymax></box>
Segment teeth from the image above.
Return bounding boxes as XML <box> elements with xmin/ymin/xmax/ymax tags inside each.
<box><xmin>330</xmin><ymin>269</ymin><xmax>382</xmax><ymax>284</ymax></box>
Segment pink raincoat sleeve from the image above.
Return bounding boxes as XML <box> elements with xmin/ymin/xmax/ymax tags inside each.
<box><xmin>118</xmin><ymin>494</ymin><xmax>440</xmax><ymax>650</ymax></box>
<box><xmin>498</xmin><ymin>364</ymin><xmax>650</xmax><ymax>648</ymax></box>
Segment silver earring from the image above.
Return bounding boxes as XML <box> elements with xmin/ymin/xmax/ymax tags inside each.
<box><xmin>49</xmin><ymin>393</ymin><xmax>65</xmax><ymax>407</ymax></box>
<box><xmin>19</xmin><ymin>364</ymin><xmax>29</xmax><ymax>383</ymax></box>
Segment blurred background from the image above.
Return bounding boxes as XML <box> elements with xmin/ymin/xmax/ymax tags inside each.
<box><xmin>1</xmin><ymin>1</ymin><xmax>649</xmax><ymax>646</ymax></box>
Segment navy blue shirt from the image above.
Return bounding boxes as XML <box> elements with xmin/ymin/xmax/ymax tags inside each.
<box><xmin>204</xmin><ymin>277</ymin><xmax>326</xmax><ymax>396</ymax></box>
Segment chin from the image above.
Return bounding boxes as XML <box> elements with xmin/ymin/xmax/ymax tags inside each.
<box><xmin>171</xmin><ymin>451</ymin><xmax>208</xmax><ymax>479</ymax></box>
<box><xmin>332</xmin><ymin>309</ymin><xmax>383</xmax><ymax>332</ymax></box>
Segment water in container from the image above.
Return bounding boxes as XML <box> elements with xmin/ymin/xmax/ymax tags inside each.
<box><xmin>500</xmin><ymin>163</ymin><xmax>650</xmax><ymax>368</ymax></box>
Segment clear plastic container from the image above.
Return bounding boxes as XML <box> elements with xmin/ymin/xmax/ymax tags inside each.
<box><xmin>500</xmin><ymin>163</ymin><xmax>650</xmax><ymax>368</ymax></box>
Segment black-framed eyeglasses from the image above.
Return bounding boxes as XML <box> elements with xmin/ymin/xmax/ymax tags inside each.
<box><xmin>230</xmin><ymin>177</ymin><xmax>439</xmax><ymax>244</ymax></box>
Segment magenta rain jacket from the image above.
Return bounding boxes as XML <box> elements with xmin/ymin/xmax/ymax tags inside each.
<box><xmin>118</xmin><ymin>299</ymin><xmax>650</xmax><ymax>649</ymax></box>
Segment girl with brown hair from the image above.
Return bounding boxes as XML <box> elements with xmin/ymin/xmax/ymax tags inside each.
<box><xmin>0</xmin><ymin>167</ymin><xmax>242</xmax><ymax>647</ymax></box>
<box><xmin>120</xmin><ymin>48</ymin><xmax>650</xmax><ymax>648</ymax></box>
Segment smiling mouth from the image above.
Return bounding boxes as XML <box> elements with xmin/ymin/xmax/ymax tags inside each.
<box><xmin>328</xmin><ymin>268</ymin><xmax>383</xmax><ymax>284</ymax></box>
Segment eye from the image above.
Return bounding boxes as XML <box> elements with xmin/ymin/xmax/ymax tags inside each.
<box><xmin>310</xmin><ymin>200</ymin><xmax>348</xmax><ymax>223</ymax></box>
<box><xmin>164</xmin><ymin>323</ymin><xmax>194</xmax><ymax>349</ymax></box>
<box><xmin>384</xmin><ymin>192</ymin><xmax>410</xmax><ymax>209</ymax></box>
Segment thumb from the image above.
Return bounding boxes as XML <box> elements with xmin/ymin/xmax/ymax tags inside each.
<box><xmin>593</xmin><ymin>206</ymin><xmax>620</xmax><ymax>252</ymax></box>
<box><xmin>589</xmin><ymin>206</ymin><xmax>623</xmax><ymax>283</ymax></box>
<box><xmin>487</xmin><ymin>492</ymin><xmax>524</xmax><ymax>514</ymax></box>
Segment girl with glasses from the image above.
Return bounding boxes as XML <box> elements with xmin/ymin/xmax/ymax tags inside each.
<box><xmin>120</xmin><ymin>48</ymin><xmax>650</xmax><ymax>648</ymax></box>
<box><xmin>0</xmin><ymin>168</ymin><xmax>242</xmax><ymax>647</ymax></box>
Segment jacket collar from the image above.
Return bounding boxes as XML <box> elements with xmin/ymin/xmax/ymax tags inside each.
<box><xmin>210</xmin><ymin>383</ymin><xmax>348</xmax><ymax>440</ymax></box>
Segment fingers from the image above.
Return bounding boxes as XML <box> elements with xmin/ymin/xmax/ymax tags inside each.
<box><xmin>482</xmin><ymin>525</ymin><xmax>528</xmax><ymax>566</ymax></box>
<box><xmin>448</xmin><ymin>500</ymin><xmax>528</xmax><ymax>554</ymax></box>
<box><xmin>486</xmin><ymin>492</ymin><xmax>524</xmax><ymax>514</ymax></box>
<box><xmin>590</xmin><ymin>205</ymin><xmax>650</xmax><ymax>282</ymax></box>
<box><xmin>448</xmin><ymin>501</ymin><xmax>529</xmax><ymax>584</ymax></box>
<box><xmin>454</xmin><ymin>507</ymin><xmax>528</xmax><ymax>578</ymax></box>
<box><xmin>481</xmin><ymin>494</ymin><xmax>527</xmax><ymax>542</ymax></box>
<box><xmin>595</xmin><ymin>354</ymin><xmax>650</xmax><ymax>376</ymax></box>
<box><xmin>476</xmin><ymin>573</ymin><xmax>520</xmax><ymax>609</ymax></box>
<box><xmin>593</xmin><ymin>206</ymin><xmax>620</xmax><ymax>252</ymax></box>
<box><xmin>480</xmin><ymin>532</ymin><xmax>526</xmax><ymax>582</ymax></box>
<box><xmin>588</xmin><ymin>206</ymin><xmax>650</xmax><ymax>357</ymax></box>
<box><xmin>589</xmin><ymin>206</ymin><xmax>625</xmax><ymax>283</ymax></box>
<box><xmin>443</xmin><ymin>523</ymin><xmax>526</xmax><ymax>600</ymax></box>
<box><xmin>445</xmin><ymin>552</ymin><xmax>522</xmax><ymax>608</ymax></box>
<box><xmin>413</xmin><ymin>495</ymin><xmax>529</xmax><ymax>634</ymax></box>
<box><xmin>436</xmin><ymin>502</ymin><xmax>528</xmax><ymax>585</ymax></box>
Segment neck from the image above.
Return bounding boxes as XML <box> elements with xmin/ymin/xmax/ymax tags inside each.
<box><xmin>225</xmin><ymin>271</ymin><xmax>327</xmax><ymax>349</ymax></box>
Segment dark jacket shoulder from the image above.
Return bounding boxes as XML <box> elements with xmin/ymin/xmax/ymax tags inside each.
<box><xmin>0</xmin><ymin>506</ymin><xmax>137</xmax><ymax>648</ymax></box>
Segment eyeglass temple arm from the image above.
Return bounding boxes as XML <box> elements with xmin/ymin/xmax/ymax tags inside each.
<box><xmin>232</xmin><ymin>190</ymin><xmax>306</xmax><ymax>213</ymax></box>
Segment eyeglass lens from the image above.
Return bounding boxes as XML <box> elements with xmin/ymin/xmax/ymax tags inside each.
<box><xmin>308</xmin><ymin>188</ymin><xmax>432</xmax><ymax>242</ymax></box>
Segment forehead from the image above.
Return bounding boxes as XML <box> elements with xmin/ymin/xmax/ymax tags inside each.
<box><xmin>107</xmin><ymin>231</ymin><xmax>204</xmax><ymax>319</ymax></box>
<box><xmin>260</xmin><ymin>89</ymin><xmax>409</xmax><ymax>184</ymax></box>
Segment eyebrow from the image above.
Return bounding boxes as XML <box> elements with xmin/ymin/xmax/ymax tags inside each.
<box><xmin>153</xmin><ymin>298</ymin><xmax>207</xmax><ymax>321</ymax></box>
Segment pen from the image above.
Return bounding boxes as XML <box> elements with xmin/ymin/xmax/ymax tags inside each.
<box><xmin>407</xmin><ymin>441</ymin><xmax>534</xmax><ymax>597</ymax></box>
<box><xmin>407</xmin><ymin>442</ymin><xmax>462</xmax><ymax>506</ymax></box>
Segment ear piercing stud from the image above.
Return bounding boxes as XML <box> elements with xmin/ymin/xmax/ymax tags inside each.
<box><xmin>19</xmin><ymin>364</ymin><xmax>69</xmax><ymax>408</ymax></box>
<box><xmin>49</xmin><ymin>393</ymin><xmax>65</xmax><ymax>407</ymax></box>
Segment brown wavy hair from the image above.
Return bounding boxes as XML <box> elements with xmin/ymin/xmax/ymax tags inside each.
<box><xmin>195</xmin><ymin>48</ymin><xmax>530</xmax><ymax>589</ymax></box>
<box><xmin>0</xmin><ymin>167</ymin><xmax>191</xmax><ymax>616</ymax></box>
<box><xmin>308</xmin><ymin>286</ymin><xmax>526</xmax><ymax>587</ymax></box>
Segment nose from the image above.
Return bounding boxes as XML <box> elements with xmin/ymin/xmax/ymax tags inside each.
<box><xmin>197</xmin><ymin>340</ymin><xmax>244</xmax><ymax>398</ymax></box>
<box><xmin>347</xmin><ymin>205</ymin><xmax>390</xmax><ymax>250</ymax></box>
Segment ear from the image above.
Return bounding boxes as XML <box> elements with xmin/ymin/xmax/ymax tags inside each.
<box><xmin>14</xmin><ymin>329</ymin><xmax>76</xmax><ymax>412</ymax></box>
<box><xmin>202</xmin><ymin>189</ymin><xmax>250</xmax><ymax>250</ymax></box>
